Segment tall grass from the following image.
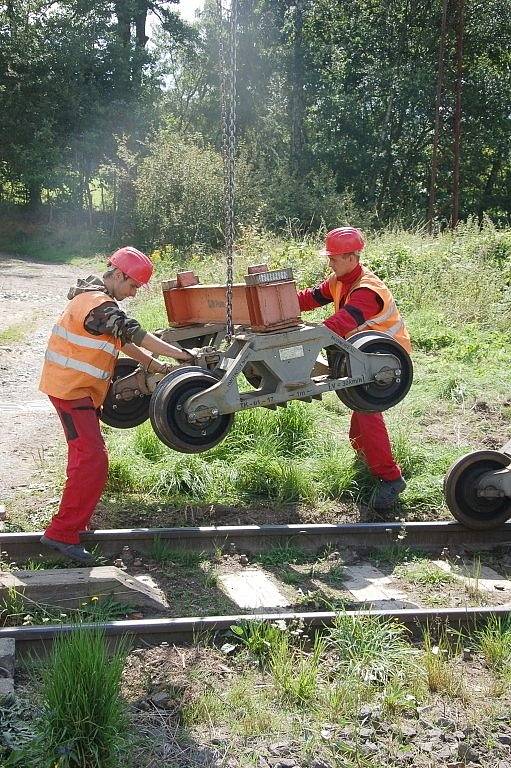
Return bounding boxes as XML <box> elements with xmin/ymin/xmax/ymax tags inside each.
<box><xmin>421</xmin><ymin>628</ymin><xmax>466</xmax><ymax>699</ymax></box>
<box><xmin>476</xmin><ymin>616</ymin><xmax>511</xmax><ymax>673</ymax></box>
<box><xmin>22</xmin><ymin>630</ymin><xmax>129</xmax><ymax>767</ymax></box>
<box><xmin>270</xmin><ymin>633</ymin><xmax>325</xmax><ymax>705</ymax></box>
<box><xmin>327</xmin><ymin>615</ymin><xmax>414</xmax><ymax>683</ymax></box>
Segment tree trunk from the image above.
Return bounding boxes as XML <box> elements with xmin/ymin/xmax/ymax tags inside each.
<box><xmin>135</xmin><ymin>5</ymin><xmax>148</xmax><ymax>48</ymax></box>
<box><xmin>477</xmin><ymin>145</ymin><xmax>505</xmax><ymax>225</ymax></box>
<box><xmin>111</xmin><ymin>172</ymin><xmax>118</xmax><ymax>238</ymax></box>
<box><xmin>114</xmin><ymin>0</ymin><xmax>131</xmax><ymax>46</ymax></box>
<box><xmin>427</xmin><ymin>0</ymin><xmax>449</xmax><ymax>232</ymax></box>
<box><xmin>288</xmin><ymin>0</ymin><xmax>306</xmax><ymax>175</ymax></box>
<box><xmin>26</xmin><ymin>183</ymin><xmax>42</xmax><ymax>211</ymax></box>
<box><xmin>451</xmin><ymin>0</ymin><xmax>465</xmax><ymax>229</ymax></box>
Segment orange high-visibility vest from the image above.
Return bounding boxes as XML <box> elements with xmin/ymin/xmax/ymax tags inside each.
<box><xmin>328</xmin><ymin>266</ymin><xmax>411</xmax><ymax>353</ymax></box>
<box><xmin>39</xmin><ymin>292</ymin><xmax>122</xmax><ymax>408</ymax></box>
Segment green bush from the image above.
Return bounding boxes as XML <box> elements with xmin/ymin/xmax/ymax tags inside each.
<box><xmin>135</xmin><ymin>129</ymin><xmax>257</xmax><ymax>248</ymax></box>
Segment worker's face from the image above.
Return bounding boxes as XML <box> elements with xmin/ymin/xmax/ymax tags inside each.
<box><xmin>112</xmin><ymin>269</ymin><xmax>141</xmax><ymax>300</ymax></box>
<box><xmin>327</xmin><ymin>251</ymin><xmax>359</xmax><ymax>277</ymax></box>
<box><xmin>327</xmin><ymin>253</ymin><xmax>358</xmax><ymax>277</ymax></box>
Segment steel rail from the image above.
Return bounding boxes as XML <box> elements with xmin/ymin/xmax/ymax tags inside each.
<box><xmin>1</xmin><ymin>521</ymin><xmax>511</xmax><ymax>561</ymax></box>
<box><xmin>2</xmin><ymin>605</ymin><xmax>510</xmax><ymax>657</ymax></box>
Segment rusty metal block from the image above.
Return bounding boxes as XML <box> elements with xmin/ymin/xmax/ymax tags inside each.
<box><xmin>245</xmin><ymin>280</ymin><xmax>301</xmax><ymax>332</ymax></box>
<box><xmin>176</xmin><ymin>270</ymin><xmax>199</xmax><ymax>288</ymax></box>
<box><xmin>163</xmin><ymin>283</ymin><xmax>251</xmax><ymax>326</ymax></box>
<box><xmin>162</xmin><ymin>265</ymin><xmax>301</xmax><ymax>331</ymax></box>
<box><xmin>247</xmin><ymin>263</ymin><xmax>269</xmax><ymax>274</ymax></box>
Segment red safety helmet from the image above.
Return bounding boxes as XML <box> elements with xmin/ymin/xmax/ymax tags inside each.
<box><xmin>109</xmin><ymin>246</ymin><xmax>153</xmax><ymax>286</ymax></box>
<box><xmin>320</xmin><ymin>227</ymin><xmax>365</xmax><ymax>256</ymax></box>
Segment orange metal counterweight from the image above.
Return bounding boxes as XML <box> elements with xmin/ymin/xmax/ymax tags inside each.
<box><xmin>162</xmin><ymin>265</ymin><xmax>302</xmax><ymax>332</ymax></box>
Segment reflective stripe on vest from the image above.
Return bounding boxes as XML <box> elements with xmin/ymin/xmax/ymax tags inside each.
<box><xmin>39</xmin><ymin>290</ymin><xmax>122</xmax><ymax>408</ymax></box>
<box><xmin>51</xmin><ymin>324</ymin><xmax>117</xmax><ymax>355</ymax></box>
<box><xmin>385</xmin><ymin>318</ymin><xmax>405</xmax><ymax>338</ymax></box>
<box><xmin>356</xmin><ymin>299</ymin><xmax>398</xmax><ymax>330</ymax></box>
<box><xmin>328</xmin><ymin>267</ymin><xmax>411</xmax><ymax>352</ymax></box>
<box><xmin>44</xmin><ymin>349</ymin><xmax>112</xmax><ymax>381</ymax></box>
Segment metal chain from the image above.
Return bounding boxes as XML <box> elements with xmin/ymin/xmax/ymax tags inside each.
<box><xmin>216</xmin><ymin>0</ymin><xmax>237</xmax><ymax>342</ymax></box>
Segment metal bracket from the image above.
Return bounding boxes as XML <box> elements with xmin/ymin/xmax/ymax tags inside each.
<box><xmin>478</xmin><ymin>467</ymin><xmax>511</xmax><ymax>499</ymax></box>
<box><xmin>184</xmin><ymin>323</ymin><xmax>400</xmax><ymax>416</ymax></box>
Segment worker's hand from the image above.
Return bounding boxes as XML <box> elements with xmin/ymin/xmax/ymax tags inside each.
<box><xmin>146</xmin><ymin>351</ymin><xmax>193</xmax><ymax>373</ymax></box>
<box><xmin>146</xmin><ymin>358</ymin><xmax>176</xmax><ymax>375</ymax></box>
<box><xmin>176</xmin><ymin>349</ymin><xmax>195</xmax><ymax>364</ymax></box>
<box><xmin>187</xmin><ymin>346</ymin><xmax>216</xmax><ymax>359</ymax></box>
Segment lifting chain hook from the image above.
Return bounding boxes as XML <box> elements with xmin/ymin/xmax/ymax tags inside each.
<box><xmin>216</xmin><ymin>0</ymin><xmax>238</xmax><ymax>343</ymax></box>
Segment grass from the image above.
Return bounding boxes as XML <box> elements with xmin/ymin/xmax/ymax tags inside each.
<box><xmin>255</xmin><ymin>543</ymin><xmax>311</xmax><ymax>567</ymax></box>
<box><xmin>148</xmin><ymin>539</ymin><xmax>205</xmax><ymax>567</ymax></box>
<box><xmin>100</xmin><ymin>223</ymin><xmax>511</xmax><ymax>519</ymax></box>
<box><xmin>269</xmin><ymin>632</ymin><xmax>325</xmax><ymax>705</ymax></box>
<box><xmin>421</xmin><ymin>628</ymin><xmax>467</xmax><ymax>699</ymax></box>
<box><xmin>0</xmin><ymin>588</ymin><xmax>133</xmax><ymax>628</ymax></box>
<box><xmin>327</xmin><ymin>615</ymin><xmax>415</xmax><ymax>683</ymax></box>
<box><xmin>9</xmin><ymin>629</ymin><xmax>129</xmax><ymax>767</ymax></box>
<box><xmin>464</xmin><ymin>556</ymin><xmax>484</xmax><ymax>600</ymax></box>
<box><xmin>395</xmin><ymin>558</ymin><xmax>457</xmax><ymax>585</ymax></box>
<box><xmin>476</xmin><ymin>616</ymin><xmax>511</xmax><ymax>673</ymax></box>
<box><xmin>5</xmin><ymin>221</ymin><xmax>510</xmax><ymax>539</ymax></box>
<box><xmin>369</xmin><ymin>545</ymin><xmax>426</xmax><ymax>567</ymax></box>
<box><xmin>0</xmin><ymin>211</ymin><xmax>110</xmax><ymax>266</ymax></box>
<box><xmin>0</xmin><ymin>324</ymin><xmax>27</xmax><ymax>344</ymax></box>
<box><xmin>229</xmin><ymin>620</ymin><xmax>288</xmax><ymax>663</ymax></box>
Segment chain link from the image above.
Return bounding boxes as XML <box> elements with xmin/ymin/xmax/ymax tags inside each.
<box><xmin>216</xmin><ymin>0</ymin><xmax>237</xmax><ymax>342</ymax></box>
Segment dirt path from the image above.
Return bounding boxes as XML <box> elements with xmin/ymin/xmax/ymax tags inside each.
<box><xmin>0</xmin><ymin>257</ymin><xmax>80</xmax><ymax>501</ymax></box>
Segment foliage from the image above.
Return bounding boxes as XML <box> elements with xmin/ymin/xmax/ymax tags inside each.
<box><xmin>230</xmin><ymin>620</ymin><xmax>287</xmax><ymax>663</ymax></box>
<box><xmin>421</xmin><ymin>628</ymin><xmax>467</xmax><ymax>698</ymax></box>
<box><xmin>476</xmin><ymin>616</ymin><xmax>511</xmax><ymax>674</ymax></box>
<box><xmin>1</xmin><ymin>0</ymin><xmax>511</xmax><ymax>234</ymax></box>
<box><xmin>8</xmin><ymin>630</ymin><xmax>129</xmax><ymax>767</ymax></box>
<box><xmin>269</xmin><ymin>632</ymin><xmax>325</xmax><ymax>705</ymax></box>
<box><xmin>327</xmin><ymin>615</ymin><xmax>414</xmax><ymax>683</ymax></box>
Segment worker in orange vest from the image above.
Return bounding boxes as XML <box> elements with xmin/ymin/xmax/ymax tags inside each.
<box><xmin>297</xmin><ymin>227</ymin><xmax>411</xmax><ymax>510</ymax></box>
<box><xmin>39</xmin><ymin>247</ymin><xmax>193</xmax><ymax>563</ymax></box>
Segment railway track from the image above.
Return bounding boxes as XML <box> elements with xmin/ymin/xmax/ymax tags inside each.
<box><xmin>1</xmin><ymin>521</ymin><xmax>510</xmax><ymax>654</ymax></box>
<box><xmin>2</xmin><ymin>520</ymin><xmax>511</xmax><ymax>560</ymax></box>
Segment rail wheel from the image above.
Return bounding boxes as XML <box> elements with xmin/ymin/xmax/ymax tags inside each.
<box><xmin>326</xmin><ymin>349</ymin><xmax>358</xmax><ymax>409</ymax></box>
<box><xmin>444</xmin><ymin>450</ymin><xmax>511</xmax><ymax>529</ymax></box>
<box><xmin>336</xmin><ymin>332</ymin><xmax>413</xmax><ymax>412</ymax></box>
<box><xmin>149</xmin><ymin>367</ymin><xmax>233</xmax><ymax>453</ymax></box>
<box><xmin>101</xmin><ymin>359</ymin><xmax>150</xmax><ymax>428</ymax></box>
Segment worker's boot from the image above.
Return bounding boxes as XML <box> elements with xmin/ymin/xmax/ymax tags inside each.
<box><xmin>372</xmin><ymin>476</ymin><xmax>407</xmax><ymax>510</ymax></box>
<box><xmin>40</xmin><ymin>535</ymin><xmax>95</xmax><ymax>565</ymax></box>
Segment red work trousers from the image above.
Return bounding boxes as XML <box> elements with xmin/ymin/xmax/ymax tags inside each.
<box><xmin>349</xmin><ymin>411</ymin><xmax>401</xmax><ymax>481</ymax></box>
<box><xmin>45</xmin><ymin>395</ymin><xmax>108</xmax><ymax>544</ymax></box>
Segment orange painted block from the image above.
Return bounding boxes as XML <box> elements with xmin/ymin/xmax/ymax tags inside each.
<box><xmin>176</xmin><ymin>270</ymin><xmax>199</xmax><ymax>288</ymax></box>
<box><xmin>163</xmin><ymin>283</ymin><xmax>252</xmax><ymax>326</ymax></box>
<box><xmin>246</xmin><ymin>281</ymin><xmax>301</xmax><ymax>332</ymax></box>
<box><xmin>161</xmin><ymin>266</ymin><xmax>302</xmax><ymax>331</ymax></box>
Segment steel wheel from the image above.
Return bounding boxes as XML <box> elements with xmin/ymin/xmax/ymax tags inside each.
<box><xmin>326</xmin><ymin>348</ymin><xmax>358</xmax><ymax>409</ymax></box>
<box><xmin>149</xmin><ymin>367</ymin><xmax>233</xmax><ymax>453</ymax></box>
<box><xmin>444</xmin><ymin>450</ymin><xmax>511</xmax><ymax>529</ymax></box>
<box><xmin>338</xmin><ymin>332</ymin><xmax>413</xmax><ymax>412</ymax></box>
<box><xmin>100</xmin><ymin>359</ymin><xmax>150</xmax><ymax>428</ymax></box>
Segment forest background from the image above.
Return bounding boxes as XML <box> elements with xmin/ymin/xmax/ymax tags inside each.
<box><xmin>1</xmin><ymin>0</ymin><xmax>510</xmax><ymax>255</ymax></box>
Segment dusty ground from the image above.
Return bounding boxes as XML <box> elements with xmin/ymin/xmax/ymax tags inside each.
<box><xmin>0</xmin><ymin>256</ymin><xmax>79</xmax><ymax>502</ymax></box>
